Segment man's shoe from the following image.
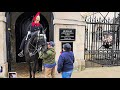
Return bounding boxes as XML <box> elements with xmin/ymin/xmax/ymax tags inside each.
<box><xmin>18</xmin><ymin>50</ymin><xmax>24</xmax><ymax>57</ymax></box>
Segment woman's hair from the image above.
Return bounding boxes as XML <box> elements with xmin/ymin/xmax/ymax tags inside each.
<box><xmin>63</xmin><ymin>43</ymin><xmax>71</xmax><ymax>52</ymax></box>
<box><xmin>47</xmin><ymin>41</ymin><xmax>55</xmax><ymax>47</ymax></box>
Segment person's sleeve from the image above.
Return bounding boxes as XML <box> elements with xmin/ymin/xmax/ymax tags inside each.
<box><xmin>38</xmin><ymin>51</ymin><xmax>44</xmax><ymax>59</ymax></box>
<box><xmin>39</xmin><ymin>50</ymin><xmax>52</xmax><ymax>59</ymax></box>
<box><xmin>44</xmin><ymin>50</ymin><xmax>53</xmax><ymax>58</ymax></box>
<box><xmin>57</xmin><ymin>55</ymin><xmax>64</xmax><ymax>73</ymax></box>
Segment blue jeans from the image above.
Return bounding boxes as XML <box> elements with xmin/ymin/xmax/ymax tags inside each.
<box><xmin>62</xmin><ymin>70</ymin><xmax>73</xmax><ymax>78</ymax></box>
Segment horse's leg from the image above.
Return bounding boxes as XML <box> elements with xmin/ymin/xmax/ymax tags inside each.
<box><xmin>33</xmin><ymin>60</ymin><xmax>37</xmax><ymax>78</ymax></box>
<box><xmin>38</xmin><ymin>59</ymin><xmax>43</xmax><ymax>72</ymax></box>
<box><xmin>38</xmin><ymin>59</ymin><xmax>43</xmax><ymax>78</ymax></box>
<box><xmin>37</xmin><ymin>58</ymin><xmax>42</xmax><ymax>72</ymax></box>
<box><xmin>28</xmin><ymin>62</ymin><xmax>32</xmax><ymax>78</ymax></box>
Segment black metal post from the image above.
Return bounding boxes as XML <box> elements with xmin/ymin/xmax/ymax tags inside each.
<box><xmin>6</xmin><ymin>12</ymin><xmax>12</xmax><ymax>72</ymax></box>
<box><xmin>110</xmin><ymin>12</ymin><xmax>116</xmax><ymax>65</ymax></box>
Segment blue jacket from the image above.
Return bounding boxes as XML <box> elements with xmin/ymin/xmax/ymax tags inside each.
<box><xmin>57</xmin><ymin>51</ymin><xmax>74</xmax><ymax>73</ymax></box>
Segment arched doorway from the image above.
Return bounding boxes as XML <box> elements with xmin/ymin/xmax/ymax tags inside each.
<box><xmin>15</xmin><ymin>12</ymin><xmax>50</xmax><ymax>62</ymax></box>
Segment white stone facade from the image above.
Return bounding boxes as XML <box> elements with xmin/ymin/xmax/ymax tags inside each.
<box><xmin>0</xmin><ymin>12</ymin><xmax>92</xmax><ymax>77</ymax></box>
<box><xmin>1</xmin><ymin>12</ymin><xmax>116</xmax><ymax>77</ymax></box>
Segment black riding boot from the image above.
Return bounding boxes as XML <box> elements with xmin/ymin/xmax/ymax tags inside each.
<box><xmin>18</xmin><ymin>50</ymin><xmax>24</xmax><ymax>57</ymax></box>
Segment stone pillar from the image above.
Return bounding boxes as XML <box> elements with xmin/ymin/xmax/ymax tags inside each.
<box><xmin>75</xmin><ymin>24</ymin><xmax>86</xmax><ymax>71</ymax></box>
<box><xmin>0</xmin><ymin>12</ymin><xmax>8</xmax><ymax>78</ymax></box>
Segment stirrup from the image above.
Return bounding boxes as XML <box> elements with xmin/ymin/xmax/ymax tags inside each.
<box><xmin>18</xmin><ymin>50</ymin><xmax>24</xmax><ymax>57</ymax></box>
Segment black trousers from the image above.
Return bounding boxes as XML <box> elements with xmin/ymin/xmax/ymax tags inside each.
<box><xmin>19</xmin><ymin>33</ymin><xmax>33</xmax><ymax>50</ymax></box>
<box><xmin>19</xmin><ymin>36</ymin><xmax>27</xmax><ymax>50</ymax></box>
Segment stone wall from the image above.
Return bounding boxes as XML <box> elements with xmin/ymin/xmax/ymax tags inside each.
<box><xmin>0</xmin><ymin>12</ymin><xmax>8</xmax><ymax>78</ymax></box>
<box><xmin>53</xmin><ymin>12</ymin><xmax>86</xmax><ymax>71</ymax></box>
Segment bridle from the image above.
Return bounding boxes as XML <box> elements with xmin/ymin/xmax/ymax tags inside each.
<box><xmin>28</xmin><ymin>31</ymin><xmax>47</xmax><ymax>57</ymax></box>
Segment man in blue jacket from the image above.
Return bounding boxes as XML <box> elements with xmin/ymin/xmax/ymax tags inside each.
<box><xmin>57</xmin><ymin>43</ymin><xmax>75</xmax><ymax>78</ymax></box>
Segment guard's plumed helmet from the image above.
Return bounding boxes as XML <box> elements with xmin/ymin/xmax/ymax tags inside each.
<box><xmin>32</xmin><ymin>12</ymin><xmax>41</xmax><ymax>26</ymax></box>
<box><xmin>33</xmin><ymin>12</ymin><xmax>40</xmax><ymax>21</ymax></box>
<box><xmin>36</xmin><ymin>15</ymin><xmax>40</xmax><ymax>21</ymax></box>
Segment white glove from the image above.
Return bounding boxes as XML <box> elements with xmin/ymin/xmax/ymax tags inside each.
<box><xmin>26</xmin><ymin>31</ymin><xmax>31</xmax><ymax>40</ymax></box>
<box><xmin>28</xmin><ymin>31</ymin><xmax>31</xmax><ymax>35</ymax></box>
<box><xmin>37</xmin><ymin>47</ymin><xmax>42</xmax><ymax>52</ymax></box>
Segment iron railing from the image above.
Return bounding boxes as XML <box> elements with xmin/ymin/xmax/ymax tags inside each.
<box><xmin>84</xmin><ymin>13</ymin><xmax>120</xmax><ymax>67</ymax></box>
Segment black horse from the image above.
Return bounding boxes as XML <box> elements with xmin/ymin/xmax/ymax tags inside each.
<box><xmin>24</xmin><ymin>30</ymin><xmax>47</xmax><ymax>78</ymax></box>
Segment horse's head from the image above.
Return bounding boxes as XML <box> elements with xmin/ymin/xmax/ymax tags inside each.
<box><xmin>35</xmin><ymin>30</ymin><xmax>47</xmax><ymax>53</ymax></box>
<box><xmin>26</xmin><ymin>30</ymin><xmax>47</xmax><ymax>57</ymax></box>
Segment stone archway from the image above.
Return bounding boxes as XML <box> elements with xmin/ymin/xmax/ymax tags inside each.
<box><xmin>9</xmin><ymin>12</ymin><xmax>54</xmax><ymax>63</ymax></box>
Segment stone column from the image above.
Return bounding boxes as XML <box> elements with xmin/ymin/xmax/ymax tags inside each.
<box><xmin>75</xmin><ymin>23</ymin><xmax>86</xmax><ymax>71</ymax></box>
<box><xmin>0</xmin><ymin>12</ymin><xmax>8</xmax><ymax>78</ymax></box>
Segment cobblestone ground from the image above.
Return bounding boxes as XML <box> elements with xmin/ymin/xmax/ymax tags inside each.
<box><xmin>11</xmin><ymin>62</ymin><xmax>60</xmax><ymax>78</ymax></box>
<box><xmin>72</xmin><ymin>66</ymin><xmax>120</xmax><ymax>78</ymax></box>
<box><xmin>10</xmin><ymin>62</ymin><xmax>120</xmax><ymax>78</ymax></box>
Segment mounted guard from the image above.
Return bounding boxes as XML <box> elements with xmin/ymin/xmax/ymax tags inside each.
<box><xmin>17</xmin><ymin>12</ymin><xmax>47</xmax><ymax>78</ymax></box>
<box><xmin>18</xmin><ymin>12</ymin><xmax>46</xmax><ymax>57</ymax></box>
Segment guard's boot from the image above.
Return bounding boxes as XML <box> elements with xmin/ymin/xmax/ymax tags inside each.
<box><xmin>18</xmin><ymin>50</ymin><xmax>24</xmax><ymax>57</ymax></box>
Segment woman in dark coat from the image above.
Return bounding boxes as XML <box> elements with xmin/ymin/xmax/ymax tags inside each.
<box><xmin>57</xmin><ymin>43</ymin><xmax>75</xmax><ymax>78</ymax></box>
